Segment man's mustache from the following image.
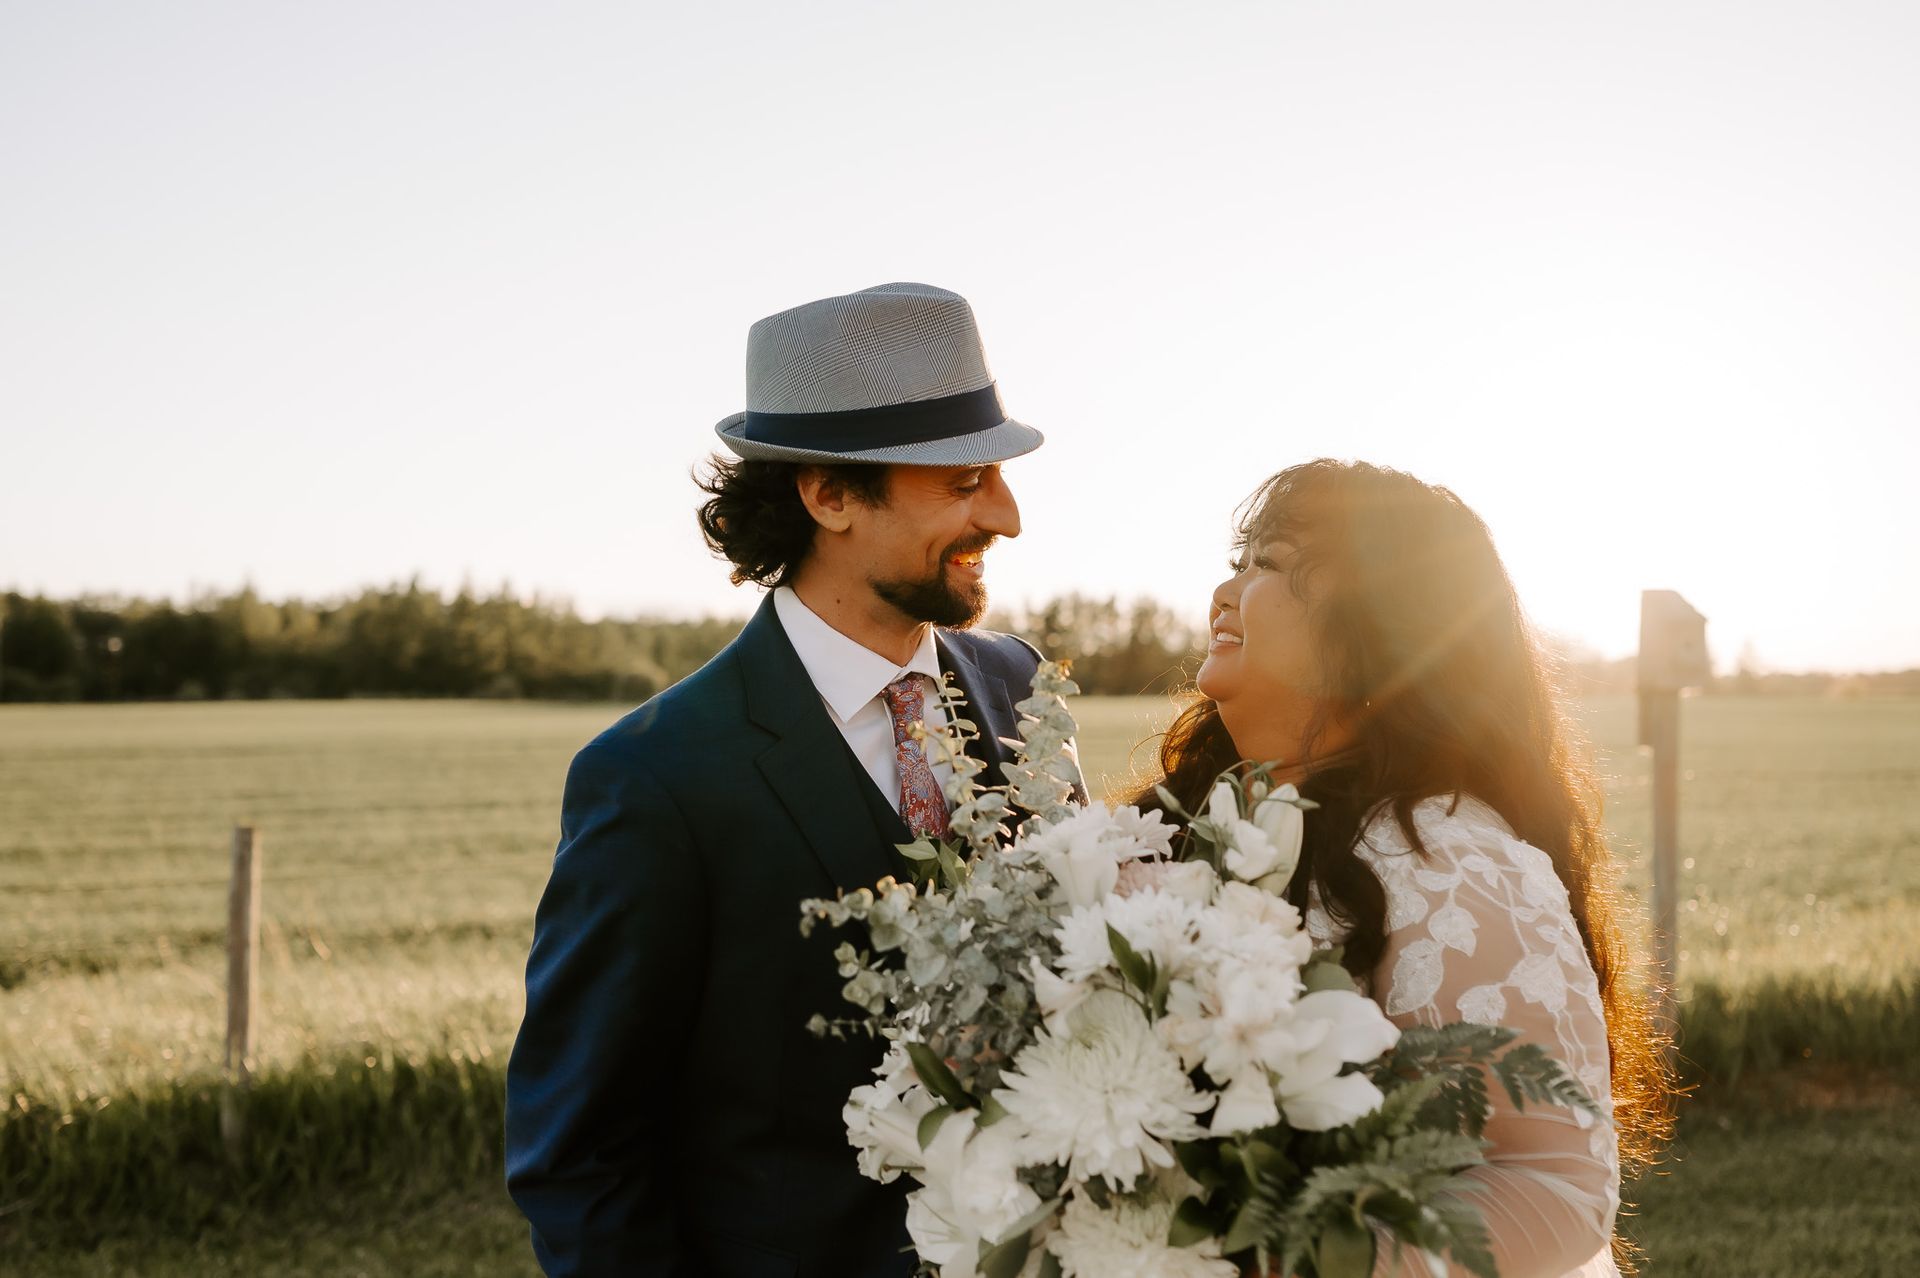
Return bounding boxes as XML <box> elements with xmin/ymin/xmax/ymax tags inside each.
<box><xmin>943</xmin><ymin>536</ymin><xmax>998</xmax><ymax>560</ymax></box>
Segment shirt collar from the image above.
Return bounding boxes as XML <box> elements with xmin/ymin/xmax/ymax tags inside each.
<box><xmin>773</xmin><ymin>586</ymin><xmax>944</xmax><ymax>723</ymax></box>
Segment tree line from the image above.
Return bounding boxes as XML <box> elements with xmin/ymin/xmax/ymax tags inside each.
<box><xmin>0</xmin><ymin>585</ymin><xmax>1207</xmax><ymax>703</ymax></box>
<box><xmin>6</xmin><ymin>585</ymin><xmax>1910</xmax><ymax>704</ymax></box>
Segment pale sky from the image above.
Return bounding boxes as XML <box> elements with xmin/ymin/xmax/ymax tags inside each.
<box><xmin>4</xmin><ymin>1</ymin><xmax>1916</xmax><ymax>672</ymax></box>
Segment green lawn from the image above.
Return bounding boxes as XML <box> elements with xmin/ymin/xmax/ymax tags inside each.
<box><xmin>3</xmin><ymin>694</ymin><xmax>1918</xmax><ymax>1274</ymax></box>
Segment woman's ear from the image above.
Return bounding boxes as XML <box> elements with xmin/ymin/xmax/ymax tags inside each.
<box><xmin>795</xmin><ymin>466</ymin><xmax>855</xmax><ymax>533</ymax></box>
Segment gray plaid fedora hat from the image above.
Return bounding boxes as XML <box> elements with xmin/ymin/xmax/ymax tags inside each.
<box><xmin>714</xmin><ymin>282</ymin><xmax>1044</xmax><ymax>465</ymax></box>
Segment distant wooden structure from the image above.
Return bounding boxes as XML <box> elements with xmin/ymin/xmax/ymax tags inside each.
<box><xmin>1637</xmin><ymin>591</ymin><xmax>1709</xmax><ymax>1050</ymax></box>
<box><xmin>222</xmin><ymin>825</ymin><xmax>262</xmax><ymax>1163</ymax></box>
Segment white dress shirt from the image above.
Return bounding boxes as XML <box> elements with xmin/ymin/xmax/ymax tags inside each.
<box><xmin>772</xmin><ymin>586</ymin><xmax>954</xmax><ymax>814</ymax></box>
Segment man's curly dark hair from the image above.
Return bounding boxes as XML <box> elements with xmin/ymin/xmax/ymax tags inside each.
<box><xmin>694</xmin><ymin>456</ymin><xmax>891</xmax><ymax>587</ymax></box>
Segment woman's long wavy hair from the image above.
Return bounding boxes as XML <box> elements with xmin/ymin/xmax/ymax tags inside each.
<box><xmin>1134</xmin><ymin>459</ymin><xmax>1673</xmax><ymax>1261</ymax></box>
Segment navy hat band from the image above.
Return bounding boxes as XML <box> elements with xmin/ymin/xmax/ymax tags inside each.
<box><xmin>739</xmin><ymin>383</ymin><xmax>1005</xmax><ymax>455</ymax></box>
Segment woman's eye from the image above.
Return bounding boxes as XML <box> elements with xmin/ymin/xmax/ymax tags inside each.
<box><xmin>1253</xmin><ymin>555</ymin><xmax>1277</xmax><ymax>572</ymax></box>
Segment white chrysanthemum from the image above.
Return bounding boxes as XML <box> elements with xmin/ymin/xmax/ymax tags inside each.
<box><xmin>844</xmin><ymin>1040</ymin><xmax>940</xmax><ymax>1183</ymax></box>
<box><xmin>998</xmin><ymin>990</ymin><xmax>1210</xmax><ymax>1184</ymax></box>
<box><xmin>1053</xmin><ymin>887</ymin><xmax>1205</xmax><ymax>986</ymax></box>
<box><xmin>905</xmin><ymin>1112</ymin><xmax>1043</xmax><ymax>1277</ymax></box>
<box><xmin>1019</xmin><ymin>803</ymin><xmax>1176</xmax><ymax>907</ymax></box>
<box><xmin>1047</xmin><ymin>1186</ymin><xmax>1239</xmax><ymax>1278</ymax></box>
<box><xmin>1196</xmin><ymin>881</ymin><xmax>1313</xmax><ymax>970</ymax></box>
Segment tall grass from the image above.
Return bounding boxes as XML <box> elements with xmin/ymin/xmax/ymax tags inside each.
<box><xmin>5</xmin><ymin>972</ymin><xmax>1911</xmax><ymax>1249</ymax></box>
<box><xmin>3</xmin><ymin>1046</ymin><xmax>504</xmax><ymax>1247</ymax></box>
<box><xmin>1676</xmin><ymin>973</ymin><xmax>1920</xmax><ymax>1084</ymax></box>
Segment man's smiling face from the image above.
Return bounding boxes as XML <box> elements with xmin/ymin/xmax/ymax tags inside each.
<box><xmin>852</xmin><ymin>463</ymin><xmax>1023</xmax><ymax>628</ymax></box>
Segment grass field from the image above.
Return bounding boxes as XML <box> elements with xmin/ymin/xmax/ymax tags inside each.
<box><xmin>3</xmin><ymin>693</ymin><xmax>1918</xmax><ymax>1270</ymax></box>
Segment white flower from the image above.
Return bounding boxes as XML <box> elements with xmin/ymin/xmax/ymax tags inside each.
<box><xmin>906</xmin><ymin>1112</ymin><xmax>1044</xmax><ymax>1276</ymax></box>
<box><xmin>998</xmin><ymin>990</ymin><xmax>1210</xmax><ymax>1184</ymax></box>
<box><xmin>1195</xmin><ymin>882</ymin><xmax>1313</xmax><ymax>973</ymax></box>
<box><xmin>1249</xmin><ymin>783</ymin><xmax>1307</xmax><ymax>887</ymax></box>
<box><xmin>1206</xmin><ymin>1066</ymin><xmax>1281</xmax><ymax>1134</ymax></box>
<box><xmin>1047</xmin><ymin>1184</ymin><xmax>1239</xmax><ymax>1278</ymax></box>
<box><xmin>1019</xmin><ymin>803</ymin><xmax>1173</xmax><ymax>908</ymax></box>
<box><xmin>1270</xmin><ymin>989</ymin><xmax>1401</xmax><ymax>1130</ymax></box>
<box><xmin>844</xmin><ymin>1040</ymin><xmax>941</xmax><ymax>1183</ymax></box>
<box><xmin>1054</xmin><ymin>888</ymin><xmax>1206</xmax><ymax>987</ymax></box>
<box><xmin>1207</xmin><ymin>780</ymin><xmax>1294</xmax><ymax>884</ymax></box>
<box><xmin>1030</xmin><ymin>954</ymin><xmax>1092</xmax><ymax>1029</ymax></box>
<box><xmin>1280</xmin><ymin>1069</ymin><xmax>1388</xmax><ymax>1131</ymax></box>
<box><xmin>1114</xmin><ymin>857</ymin><xmax>1217</xmax><ymax>905</ymax></box>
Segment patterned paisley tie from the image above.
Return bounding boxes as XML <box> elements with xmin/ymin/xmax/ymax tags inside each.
<box><xmin>880</xmin><ymin>675</ymin><xmax>952</xmax><ymax>839</ymax></box>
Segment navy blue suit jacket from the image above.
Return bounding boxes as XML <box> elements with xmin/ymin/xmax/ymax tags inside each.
<box><xmin>506</xmin><ymin>595</ymin><xmax>1071</xmax><ymax>1277</ymax></box>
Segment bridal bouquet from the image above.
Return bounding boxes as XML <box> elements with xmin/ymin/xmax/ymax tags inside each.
<box><xmin>801</xmin><ymin>664</ymin><xmax>1596</xmax><ymax>1278</ymax></box>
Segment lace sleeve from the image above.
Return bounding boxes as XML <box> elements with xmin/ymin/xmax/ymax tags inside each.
<box><xmin>1345</xmin><ymin>798</ymin><xmax>1620</xmax><ymax>1278</ymax></box>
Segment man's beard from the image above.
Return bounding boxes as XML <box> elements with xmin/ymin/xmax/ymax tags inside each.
<box><xmin>871</xmin><ymin>540</ymin><xmax>992</xmax><ymax>629</ymax></box>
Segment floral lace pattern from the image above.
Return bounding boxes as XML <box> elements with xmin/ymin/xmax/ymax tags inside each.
<box><xmin>1307</xmin><ymin>796</ymin><xmax>1621</xmax><ymax>1278</ymax></box>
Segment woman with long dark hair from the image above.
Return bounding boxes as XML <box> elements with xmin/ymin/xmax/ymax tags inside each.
<box><xmin>1140</xmin><ymin>460</ymin><xmax>1672</xmax><ymax>1277</ymax></box>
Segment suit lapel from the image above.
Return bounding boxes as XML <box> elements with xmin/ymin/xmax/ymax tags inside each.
<box><xmin>738</xmin><ymin>596</ymin><xmax>902</xmax><ymax>896</ymax></box>
<box><xmin>937</xmin><ymin>632</ymin><xmax>1020</xmax><ymax>788</ymax></box>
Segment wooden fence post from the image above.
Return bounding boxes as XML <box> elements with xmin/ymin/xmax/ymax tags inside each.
<box><xmin>1637</xmin><ymin>591</ymin><xmax>1709</xmax><ymax>1063</ymax></box>
<box><xmin>221</xmin><ymin>825</ymin><xmax>262</xmax><ymax>1164</ymax></box>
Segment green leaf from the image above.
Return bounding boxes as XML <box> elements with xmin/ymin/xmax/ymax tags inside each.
<box><xmin>1106</xmin><ymin>924</ymin><xmax>1154</xmax><ymax>995</ymax></box>
<box><xmin>1239</xmin><ymin>1136</ymin><xmax>1293</xmax><ymax>1185</ymax></box>
<box><xmin>1303</xmin><ymin>958</ymin><xmax>1358</xmax><ymax>994</ymax></box>
<box><xmin>1221</xmin><ymin>1197</ymin><xmax>1271</xmax><ymax>1255</ymax></box>
<box><xmin>976</xmin><ymin>1227</ymin><xmax>1030</xmax><ymax>1278</ymax></box>
<box><xmin>1168</xmin><ymin>1195</ymin><xmax>1222</xmax><ymax>1248</ymax></box>
<box><xmin>1037</xmin><ymin>1251</ymin><xmax>1064</xmax><ymax>1278</ymax></box>
<box><xmin>976</xmin><ymin>1092</ymin><xmax>1013</xmax><ymax>1128</ymax></box>
<box><xmin>905</xmin><ymin>1042</ymin><xmax>975</xmax><ymax>1111</ymax></box>
<box><xmin>1315</xmin><ymin>1215</ymin><xmax>1376</xmax><ymax>1278</ymax></box>
<box><xmin>917</xmin><ymin>1104</ymin><xmax>956</xmax><ymax>1150</ymax></box>
<box><xmin>997</xmin><ymin>1196</ymin><xmax>1064</xmax><ymax>1246</ymax></box>
<box><xmin>1175</xmin><ymin>1139</ymin><xmax>1232</xmax><ymax>1193</ymax></box>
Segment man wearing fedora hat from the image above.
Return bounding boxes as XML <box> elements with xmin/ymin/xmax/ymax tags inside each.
<box><xmin>505</xmin><ymin>283</ymin><xmax>1079</xmax><ymax>1277</ymax></box>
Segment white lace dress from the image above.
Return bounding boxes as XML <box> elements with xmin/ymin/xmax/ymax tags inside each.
<box><xmin>1306</xmin><ymin>795</ymin><xmax>1621</xmax><ymax>1278</ymax></box>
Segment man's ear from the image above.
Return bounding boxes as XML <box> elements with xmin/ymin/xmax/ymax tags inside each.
<box><xmin>796</xmin><ymin>467</ymin><xmax>855</xmax><ymax>533</ymax></box>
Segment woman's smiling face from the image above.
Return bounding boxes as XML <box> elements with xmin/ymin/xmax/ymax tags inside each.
<box><xmin>1196</xmin><ymin>537</ymin><xmax>1343</xmax><ymax>770</ymax></box>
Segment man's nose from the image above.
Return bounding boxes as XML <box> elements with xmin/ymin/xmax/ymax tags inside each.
<box><xmin>979</xmin><ymin>471</ymin><xmax>1022</xmax><ymax>539</ymax></box>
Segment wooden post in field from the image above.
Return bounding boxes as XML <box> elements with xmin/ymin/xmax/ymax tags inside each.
<box><xmin>1636</xmin><ymin>591</ymin><xmax>1709</xmax><ymax>1059</ymax></box>
<box><xmin>221</xmin><ymin>825</ymin><xmax>262</xmax><ymax>1164</ymax></box>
